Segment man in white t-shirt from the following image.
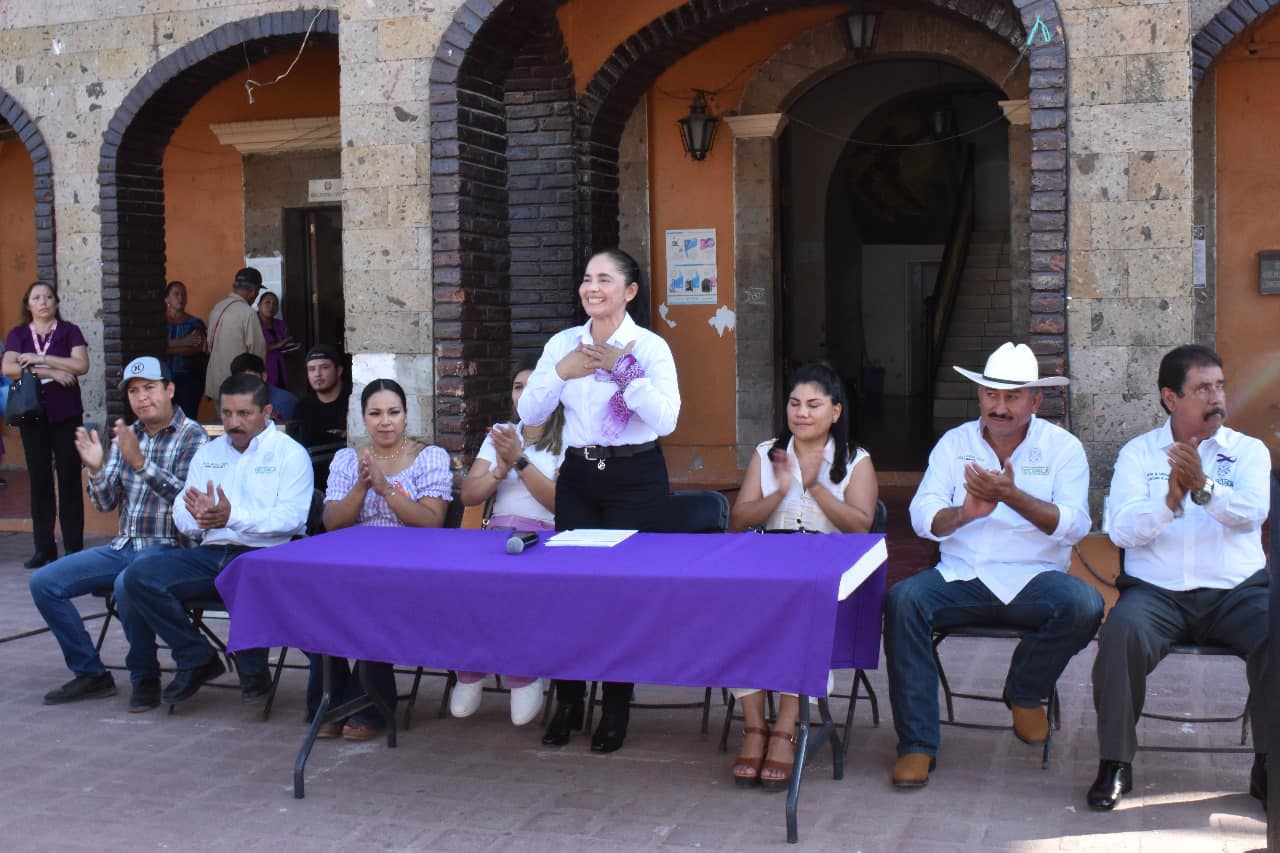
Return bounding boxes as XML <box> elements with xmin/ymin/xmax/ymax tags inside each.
<box><xmin>1089</xmin><ymin>344</ymin><xmax>1270</xmax><ymax>810</ymax></box>
<box><xmin>885</xmin><ymin>342</ymin><xmax>1103</xmax><ymax>789</ymax></box>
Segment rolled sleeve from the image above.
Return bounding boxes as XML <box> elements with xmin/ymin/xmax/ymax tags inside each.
<box><xmin>909</xmin><ymin>441</ymin><xmax>957</xmax><ymax>542</ymax></box>
<box><xmin>1106</xmin><ymin>442</ymin><xmax>1173</xmax><ymax>549</ymax></box>
<box><xmin>1046</xmin><ymin>440</ymin><xmax>1090</xmax><ymax>545</ymax></box>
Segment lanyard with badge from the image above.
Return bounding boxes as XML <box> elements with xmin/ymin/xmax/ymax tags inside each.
<box><xmin>29</xmin><ymin>321</ymin><xmax>57</xmax><ymax>384</ymax></box>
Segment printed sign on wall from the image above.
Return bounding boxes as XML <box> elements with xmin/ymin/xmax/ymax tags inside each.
<box><xmin>665</xmin><ymin>228</ymin><xmax>718</xmax><ymax>305</ymax></box>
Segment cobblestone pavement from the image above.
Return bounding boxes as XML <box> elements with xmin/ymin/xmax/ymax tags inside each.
<box><xmin>0</xmin><ymin>532</ymin><xmax>1266</xmax><ymax>852</ymax></box>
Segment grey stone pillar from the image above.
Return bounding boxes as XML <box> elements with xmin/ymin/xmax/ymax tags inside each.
<box><xmin>1001</xmin><ymin>98</ymin><xmax>1031</xmax><ymax>344</ymax></box>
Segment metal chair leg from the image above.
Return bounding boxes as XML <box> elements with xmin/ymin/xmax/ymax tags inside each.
<box><xmin>402</xmin><ymin>667</ymin><xmax>424</xmax><ymax>731</ymax></box>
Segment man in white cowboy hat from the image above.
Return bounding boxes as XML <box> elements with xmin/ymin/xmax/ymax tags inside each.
<box><xmin>884</xmin><ymin>341</ymin><xmax>1103</xmax><ymax>788</ymax></box>
<box><xmin>1088</xmin><ymin>344</ymin><xmax>1270</xmax><ymax>811</ymax></box>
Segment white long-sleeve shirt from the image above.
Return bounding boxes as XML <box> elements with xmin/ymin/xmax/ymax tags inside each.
<box><xmin>909</xmin><ymin>415</ymin><xmax>1091</xmax><ymax>604</ymax></box>
<box><xmin>173</xmin><ymin>425</ymin><xmax>314</xmax><ymax>548</ymax></box>
<box><xmin>517</xmin><ymin>313</ymin><xmax>680</xmax><ymax>447</ymax></box>
<box><xmin>1106</xmin><ymin>419</ymin><xmax>1268</xmax><ymax>591</ymax></box>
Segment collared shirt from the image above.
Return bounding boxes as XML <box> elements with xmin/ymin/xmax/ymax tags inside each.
<box><xmin>756</xmin><ymin>438</ymin><xmax>871</xmax><ymax>533</ymax></box>
<box><xmin>325</xmin><ymin>444</ymin><xmax>452</xmax><ymax>527</ymax></box>
<box><xmin>205</xmin><ymin>293</ymin><xmax>266</xmax><ymax>400</ymax></box>
<box><xmin>476</xmin><ymin>422</ymin><xmax>564</xmax><ymax>524</ymax></box>
<box><xmin>173</xmin><ymin>425</ymin><xmax>313</xmax><ymax>547</ymax></box>
<box><xmin>1106</xmin><ymin>419</ymin><xmax>1269</xmax><ymax>591</ymax></box>
<box><xmin>517</xmin><ymin>313</ymin><xmax>680</xmax><ymax>447</ymax></box>
<box><xmin>87</xmin><ymin>409</ymin><xmax>208</xmax><ymax>551</ymax></box>
<box><xmin>909</xmin><ymin>415</ymin><xmax>1091</xmax><ymax>604</ymax></box>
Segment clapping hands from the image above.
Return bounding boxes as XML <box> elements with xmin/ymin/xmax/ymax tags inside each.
<box><xmin>184</xmin><ymin>480</ymin><xmax>232</xmax><ymax>530</ymax></box>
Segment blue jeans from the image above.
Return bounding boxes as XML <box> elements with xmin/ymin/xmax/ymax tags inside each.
<box><xmin>116</xmin><ymin>544</ymin><xmax>268</xmax><ymax>681</ymax></box>
<box><xmin>885</xmin><ymin>568</ymin><xmax>1103</xmax><ymax>757</ymax></box>
<box><xmin>29</xmin><ymin>543</ymin><xmax>157</xmax><ymax>677</ymax></box>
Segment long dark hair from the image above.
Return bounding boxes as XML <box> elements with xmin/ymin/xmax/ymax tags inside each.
<box><xmin>771</xmin><ymin>362</ymin><xmax>855</xmax><ymax>485</ymax></box>
<box><xmin>590</xmin><ymin>248</ymin><xmax>649</xmax><ymax>329</ymax></box>
<box><xmin>20</xmin><ymin>281</ymin><xmax>62</xmax><ymax>325</ymax></box>
<box><xmin>511</xmin><ymin>359</ymin><xmax>566</xmax><ymax>456</ymax></box>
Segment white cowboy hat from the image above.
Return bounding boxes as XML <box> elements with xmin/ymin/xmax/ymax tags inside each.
<box><xmin>953</xmin><ymin>342</ymin><xmax>1070</xmax><ymax>389</ymax></box>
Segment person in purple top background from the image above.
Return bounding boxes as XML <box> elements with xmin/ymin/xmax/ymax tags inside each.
<box><xmin>256</xmin><ymin>291</ymin><xmax>294</xmax><ymax>390</ymax></box>
<box><xmin>1</xmin><ymin>281</ymin><xmax>89</xmax><ymax>569</ymax></box>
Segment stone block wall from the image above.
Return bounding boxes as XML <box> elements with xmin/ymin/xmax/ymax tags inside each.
<box><xmin>244</xmin><ymin>149</ymin><xmax>342</xmax><ymax>258</ymax></box>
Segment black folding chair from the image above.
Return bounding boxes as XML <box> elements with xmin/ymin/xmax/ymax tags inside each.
<box><xmin>583</xmin><ymin>489</ymin><xmax>731</xmax><ymax>734</ymax></box>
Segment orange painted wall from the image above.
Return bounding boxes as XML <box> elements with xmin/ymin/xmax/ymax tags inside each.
<box><xmin>1215</xmin><ymin>17</ymin><xmax>1280</xmax><ymax>465</ymax></box>
<box><xmin>0</xmin><ymin>141</ymin><xmax>35</xmax><ymax>456</ymax></box>
<box><xmin>561</xmin><ymin>3</ymin><xmax>840</xmax><ymax>483</ymax></box>
<box><xmin>164</xmin><ymin>44</ymin><xmax>338</xmax><ymax>329</ymax></box>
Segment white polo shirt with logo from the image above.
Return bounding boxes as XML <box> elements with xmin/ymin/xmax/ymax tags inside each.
<box><xmin>909</xmin><ymin>415</ymin><xmax>1091</xmax><ymax>604</ymax></box>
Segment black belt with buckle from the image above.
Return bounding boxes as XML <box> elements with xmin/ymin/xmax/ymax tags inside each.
<box><xmin>566</xmin><ymin>441</ymin><xmax>658</xmax><ymax>462</ymax></box>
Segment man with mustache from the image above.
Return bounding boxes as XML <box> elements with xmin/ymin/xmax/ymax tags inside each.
<box><xmin>115</xmin><ymin>373</ymin><xmax>313</xmax><ymax>706</ymax></box>
<box><xmin>885</xmin><ymin>342</ymin><xmax>1103</xmax><ymax>789</ymax></box>
<box><xmin>1089</xmin><ymin>344</ymin><xmax>1270</xmax><ymax>810</ymax></box>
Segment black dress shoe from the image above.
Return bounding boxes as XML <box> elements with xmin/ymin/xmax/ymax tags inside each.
<box><xmin>541</xmin><ymin>700</ymin><xmax>584</xmax><ymax>746</ymax></box>
<box><xmin>162</xmin><ymin>656</ymin><xmax>227</xmax><ymax>704</ymax></box>
<box><xmin>590</xmin><ymin>710</ymin><xmax>629</xmax><ymax>754</ymax></box>
<box><xmin>1087</xmin><ymin>760</ymin><xmax>1133</xmax><ymax>811</ymax></box>
<box><xmin>43</xmin><ymin>672</ymin><xmax>116</xmax><ymax>705</ymax></box>
<box><xmin>129</xmin><ymin>677</ymin><xmax>162</xmax><ymax>713</ymax></box>
<box><xmin>1250</xmin><ymin>754</ymin><xmax>1267</xmax><ymax>805</ymax></box>
<box><xmin>24</xmin><ymin>551</ymin><xmax>55</xmax><ymax>570</ymax></box>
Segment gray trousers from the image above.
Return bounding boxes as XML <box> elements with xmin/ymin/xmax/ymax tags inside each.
<box><xmin>1092</xmin><ymin>569</ymin><xmax>1269</xmax><ymax>763</ymax></box>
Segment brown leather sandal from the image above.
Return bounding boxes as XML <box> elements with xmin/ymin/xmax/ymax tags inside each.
<box><xmin>760</xmin><ymin>727</ymin><xmax>797</xmax><ymax>792</ymax></box>
<box><xmin>732</xmin><ymin>725</ymin><xmax>769</xmax><ymax>787</ymax></box>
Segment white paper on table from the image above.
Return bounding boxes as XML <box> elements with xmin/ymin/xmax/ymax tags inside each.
<box><xmin>544</xmin><ymin>529</ymin><xmax>639</xmax><ymax>548</ymax></box>
<box><xmin>836</xmin><ymin>537</ymin><xmax>889</xmax><ymax>601</ymax></box>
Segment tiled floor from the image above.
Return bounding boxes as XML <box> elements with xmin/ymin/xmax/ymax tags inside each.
<box><xmin>0</xmin><ymin>530</ymin><xmax>1267</xmax><ymax>851</ymax></box>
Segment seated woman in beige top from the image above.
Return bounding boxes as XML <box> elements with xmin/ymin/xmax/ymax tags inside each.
<box><xmin>727</xmin><ymin>362</ymin><xmax>879</xmax><ymax>791</ymax></box>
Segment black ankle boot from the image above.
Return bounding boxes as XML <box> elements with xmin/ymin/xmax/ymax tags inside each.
<box><xmin>1086</xmin><ymin>760</ymin><xmax>1133</xmax><ymax>811</ymax></box>
<box><xmin>590</xmin><ymin>708</ymin><xmax>629</xmax><ymax>753</ymax></box>
<box><xmin>541</xmin><ymin>700</ymin><xmax>584</xmax><ymax>746</ymax></box>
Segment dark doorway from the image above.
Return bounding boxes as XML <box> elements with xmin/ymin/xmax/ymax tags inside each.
<box><xmin>283</xmin><ymin>206</ymin><xmax>344</xmax><ymax>392</ymax></box>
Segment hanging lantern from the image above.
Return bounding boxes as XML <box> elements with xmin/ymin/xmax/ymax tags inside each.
<box><xmin>844</xmin><ymin>6</ymin><xmax>880</xmax><ymax>61</ymax></box>
<box><xmin>678</xmin><ymin>90</ymin><xmax>719</xmax><ymax>161</ymax></box>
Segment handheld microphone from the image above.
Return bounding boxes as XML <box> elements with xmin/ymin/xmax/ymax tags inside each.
<box><xmin>506</xmin><ymin>531</ymin><xmax>540</xmax><ymax>554</ymax></box>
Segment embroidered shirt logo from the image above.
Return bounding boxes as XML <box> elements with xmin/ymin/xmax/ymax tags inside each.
<box><xmin>1028</xmin><ymin>448</ymin><xmax>1042</xmax><ymax>465</ymax></box>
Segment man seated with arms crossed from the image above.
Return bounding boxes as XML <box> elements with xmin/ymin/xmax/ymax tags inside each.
<box><xmin>30</xmin><ymin>356</ymin><xmax>207</xmax><ymax>708</ymax></box>
<box><xmin>886</xmin><ymin>342</ymin><xmax>1103</xmax><ymax>788</ymax></box>
<box><xmin>1089</xmin><ymin>344</ymin><xmax>1270</xmax><ymax>810</ymax></box>
<box><xmin>116</xmin><ymin>373</ymin><xmax>313</xmax><ymax>706</ymax></box>
<box><xmin>230</xmin><ymin>351</ymin><xmax>298</xmax><ymax>423</ymax></box>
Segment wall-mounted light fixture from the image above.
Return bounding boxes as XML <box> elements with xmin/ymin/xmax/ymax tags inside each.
<box><xmin>844</xmin><ymin>5</ymin><xmax>880</xmax><ymax>61</ymax></box>
<box><xmin>678</xmin><ymin>89</ymin><xmax>719</xmax><ymax>161</ymax></box>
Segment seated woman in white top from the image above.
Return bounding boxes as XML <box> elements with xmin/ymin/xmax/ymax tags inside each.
<box><xmin>453</xmin><ymin>362</ymin><xmax>566</xmax><ymax>725</ymax></box>
<box><xmin>727</xmin><ymin>362</ymin><xmax>879</xmax><ymax>790</ymax></box>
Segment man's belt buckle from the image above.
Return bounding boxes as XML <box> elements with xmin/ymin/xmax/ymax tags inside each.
<box><xmin>581</xmin><ymin>445</ymin><xmax>606</xmax><ymax>470</ymax></box>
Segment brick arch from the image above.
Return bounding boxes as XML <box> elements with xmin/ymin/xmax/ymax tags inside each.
<box><xmin>429</xmin><ymin>0</ymin><xmax>576</xmax><ymax>458</ymax></box>
<box><xmin>0</xmin><ymin>91</ymin><xmax>56</xmax><ymax>284</ymax></box>
<box><xmin>1192</xmin><ymin>0</ymin><xmax>1278</xmax><ymax>86</ymax></box>
<box><xmin>98</xmin><ymin>9</ymin><xmax>339</xmax><ymax>418</ymax></box>
<box><xmin>578</xmin><ymin>0</ymin><xmax>1070</xmax><ymax>380</ymax></box>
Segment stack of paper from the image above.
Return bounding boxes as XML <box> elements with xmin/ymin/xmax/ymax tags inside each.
<box><xmin>545</xmin><ymin>529</ymin><xmax>638</xmax><ymax>548</ymax></box>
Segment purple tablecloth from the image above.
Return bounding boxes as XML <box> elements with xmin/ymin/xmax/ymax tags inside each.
<box><xmin>216</xmin><ymin>527</ymin><xmax>886</xmax><ymax>696</ymax></box>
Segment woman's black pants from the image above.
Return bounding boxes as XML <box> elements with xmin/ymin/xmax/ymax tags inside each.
<box><xmin>21</xmin><ymin>417</ymin><xmax>84</xmax><ymax>557</ymax></box>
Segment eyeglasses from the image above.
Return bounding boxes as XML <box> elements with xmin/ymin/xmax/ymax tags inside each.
<box><xmin>1179</xmin><ymin>380</ymin><xmax>1227</xmax><ymax>400</ymax></box>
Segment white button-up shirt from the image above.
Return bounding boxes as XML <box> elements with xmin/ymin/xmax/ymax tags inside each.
<box><xmin>910</xmin><ymin>415</ymin><xmax>1091</xmax><ymax>604</ymax></box>
<box><xmin>173</xmin><ymin>425</ymin><xmax>314</xmax><ymax>548</ymax></box>
<box><xmin>757</xmin><ymin>438</ymin><xmax>871</xmax><ymax>533</ymax></box>
<box><xmin>1106</xmin><ymin>419</ymin><xmax>1268</xmax><ymax>591</ymax></box>
<box><xmin>518</xmin><ymin>313</ymin><xmax>680</xmax><ymax>447</ymax></box>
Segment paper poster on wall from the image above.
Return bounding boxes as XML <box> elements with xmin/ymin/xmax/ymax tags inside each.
<box><xmin>244</xmin><ymin>255</ymin><xmax>283</xmax><ymax>314</ymax></box>
<box><xmin>665</xmin><ymin>228</ymin><xmax>718</xmax><ymax>305</ymax></box>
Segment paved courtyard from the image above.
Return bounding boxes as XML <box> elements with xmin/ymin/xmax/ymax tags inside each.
<box><xmin>0</xmin><ymin>531</ymin><xmax>1267</xmax><ymax>852</ymax></box>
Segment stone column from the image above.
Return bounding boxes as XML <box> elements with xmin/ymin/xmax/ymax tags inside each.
<box><xmin>725</xmin><ymin>112</ymin><xmax>786</xmax><ymax>466</ymax></box>
<box><xmin>1000</xmin><ymin>99</ymin><xmax>1031</xmax><ymax>345</ymax></box>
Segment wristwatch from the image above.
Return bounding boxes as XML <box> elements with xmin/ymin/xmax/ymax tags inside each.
<box><xmin>514</xmin><ymin>455</ymin><xmax>530</xmax><ymax>472</ymax></box>
<box><xmin>1190</xmin><ymin>479</ymin><xmax>1215</xmax><ymax>506</ymax></box>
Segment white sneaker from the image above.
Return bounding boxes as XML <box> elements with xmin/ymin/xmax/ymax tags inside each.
<box><xmin>450</xmin><ymin>678</ymin><xmax>484</xmax><ymax>718</ymax></box>
<box><xmin>509</xmin><ymin>678</ymin><xmax>545</xmax><ymax>726</ymax></box>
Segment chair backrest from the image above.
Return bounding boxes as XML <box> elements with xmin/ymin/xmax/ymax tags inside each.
<box><xmin>871</xmin><ymin>499</ymin><xmax>888</xmax><ymax>534</ymax></box>
<box><xmin>306</xmin><ymin>488</ymin><xmax>326</xmax><ymax>537</ymax></box>
<box><xmin>443</xmin><ymin>488</ymin><xmax>466</xmax><ymax>529</ymax></box>
<box><xmin>664</xmin><ymin>490</ymin><xmax>730</xmax><ymax>533</ymax></box>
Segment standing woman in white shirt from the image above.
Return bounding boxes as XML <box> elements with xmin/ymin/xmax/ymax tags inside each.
<box><xmin>518</xmin><ymin>248</ymin><xmax>681</xmax><ymax>754</ymax></box>
<box><xmin>727</xmin><ymin>362</ymin><xmax>878</xmax><ymax>789</ymax></box>
<box><xmin>453</xmin><ymin>361</ymin><xmax>566</xmax><ymax>725</ymax></box>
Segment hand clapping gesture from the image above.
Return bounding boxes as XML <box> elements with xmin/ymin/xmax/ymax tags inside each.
<box><xmin>184</xmin><ymin>480</ymin><xmax>232</xmax><ymax>530</ymax></box>
<box><xmin>112</xmin><ymin>418</ymin><xmax>145</xmax><ymax>471</ymax></box>
<box><xmin>767</xmin><ymin>447</ymin><xmax>796</xmax><ymax>497</ymax></box>
<box><xmin>489</xmin><ymin>423</ymin><xmax>523</xmax><ymax>470</ymax></box>
<box><xmin>962</xmin><ymin>461</ymin><xmax>1012</xmax><ymax>521</ymax></box>
<box><xmin>359</xmin><ymin>450</ymin><xmax>392</xmax><ymax>497</ymax></box>
<box><xmin>74</xmin><ymin>425</ymin><xmax>105</xmax><ymax>472</ymax></box>
<box><xmin>1165</xmin><ymin>438</ymin><xmax>1204</xmax><ymax>509</ymax></box>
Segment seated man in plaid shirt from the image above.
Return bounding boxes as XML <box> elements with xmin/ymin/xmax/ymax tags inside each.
<box><xmin>29</xmin><ymin>356</ymin><xmax>207</xmax><ymax>711</ymax></box>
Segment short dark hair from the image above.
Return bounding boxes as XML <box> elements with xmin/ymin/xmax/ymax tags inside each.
<box><xmin>20</xmin><ymin>280</ymin><xmax>61</xmax><ymax>325</ymax></box>
<box><xmin>233</xmin><ymin>267</ymin><xmax>263</xmax><ymax>289</ymax></box>
<box><xmin>230</xmin><ymin>352</ymin><xmax>266</xmax><ymax>375</ymax></box>
<box><xmin>1157</xmin><ymin>345</ymin><xmax>1223</xmax><ymax>413</ymax></box>
<box><xmin>361</xmin><ymin>378</ymin><xmax>407</xmax><ymax>412</ymax></box>
<box><xmin>218</xmin><ymin>373</ymin><xmax>270</xmax><ymax>409</ymax></box>
<box><xmin>164</xmin><ymin>280</ymin><xmax>186</xmax><ymax>298</ymax></box>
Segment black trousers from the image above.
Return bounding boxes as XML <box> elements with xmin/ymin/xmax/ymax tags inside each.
<box><xmin>21</xmin><ymin>417</ymin><xmax>84</xmax><ymax>556</ymax></box>
<box><xmin>552</xmin><ymin>445</ymin><xmax>670</xmax><ymax>714</ymax></box>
